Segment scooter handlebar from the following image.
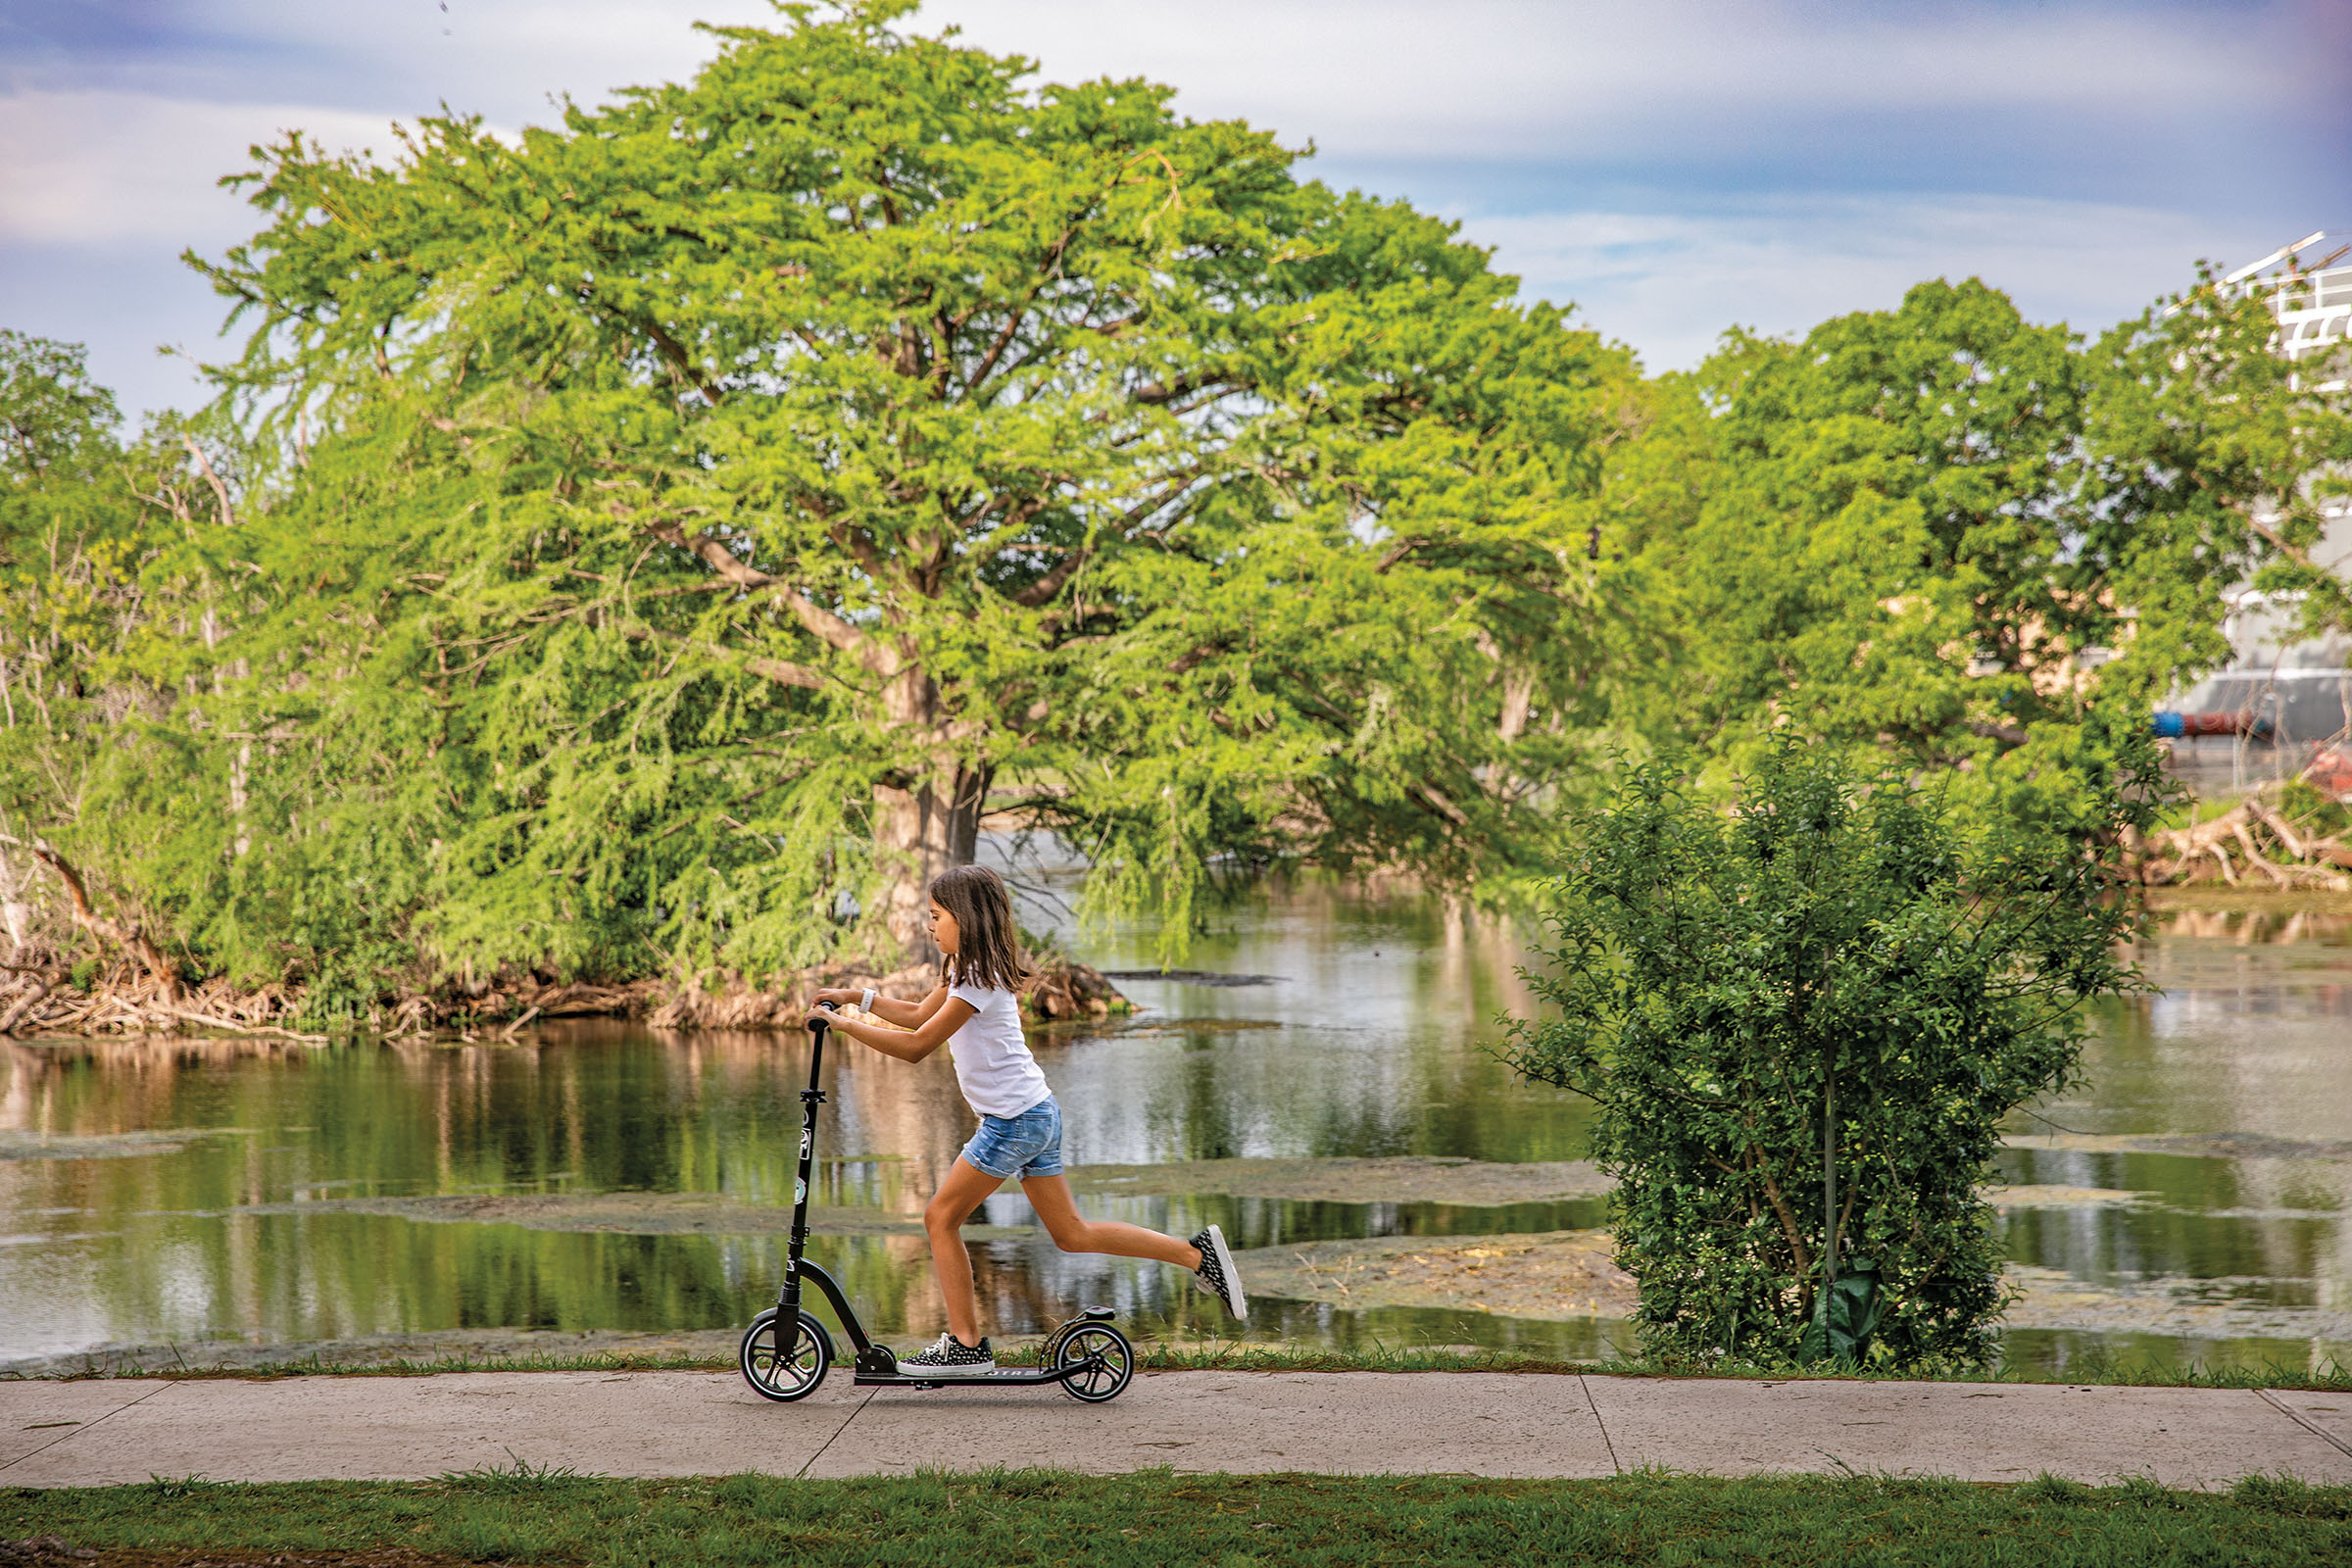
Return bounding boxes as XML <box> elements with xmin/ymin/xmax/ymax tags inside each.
<box><xmin>808</xmin><ymin>1000</ymin><xmax>839</xmax><ymax>1032</ymax></box>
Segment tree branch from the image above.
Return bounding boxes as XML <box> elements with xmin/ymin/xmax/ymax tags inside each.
<box><xmin>638</xmin><ymin>518</ymin><xmax>867</xmax><ymax>656</ymax></box>
<box><xmin>181</xmin><ymin>435</ymin><xmax>237</xmax><ymax>527</ymax></box>
<box><xmin>616</xmin><ymin>624</ymin><xmax>827</xmax><ymax>691</ymax></box>
<box><xmin>1748</xmin><ymin>1142</ymin><xmax>1813</xmax><ymax>1301</ymax></box>
<box><xmin>1012</xmin><ymin>546</ymin><xmax>1090</xmax><ymax>609</ymax></box>
<box><xmin>0</xmin><ymin>836</ymin><xmax>183</xmax><ymax>1001</ymax></box>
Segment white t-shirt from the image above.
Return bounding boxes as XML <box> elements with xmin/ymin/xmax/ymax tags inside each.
<box><xmin>945</xmin><ymin>980</ymin><xmax>1052</xmax><ymax>1118</ymax></box>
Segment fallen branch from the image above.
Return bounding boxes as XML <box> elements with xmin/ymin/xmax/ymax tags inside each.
<box><xmin>2250</xmin><ymin>801</ymin><xmax>2312</xmax><ymax>861</ymax></box>
<box><xmin>2162</xmin><ymin>803</ymin><xmax>2253</xmax><ymax>859</ymax></box>
<box><xmin>2230</xmin><ymin>821</ymin><xmax>2295</xmax><ymax>888</ymax></box>
<box><xmin>0</xmin><ymin>836</ymin><xmax>184</xmax><ymax>1002</ymax></box>
<box><xmin>160</xmin><ymin>1007</ymin><xmax>328</xmax><ymax>1045</ymax></box>
<box><xmin>0</xmin><ymin>971</ymin><xmax>57</xmax><ymax>1035</ymax></box>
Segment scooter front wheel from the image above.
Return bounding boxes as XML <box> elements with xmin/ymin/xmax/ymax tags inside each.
<box><xmin>1054</xmin><ymin>1322</ymin><xmax>1134</xmax><ymax>1402</ymax></box>
<box><xmin>740</xmin><ymin>1307</ymin><xmax>834</xmax><ymax>1402</ymax></box>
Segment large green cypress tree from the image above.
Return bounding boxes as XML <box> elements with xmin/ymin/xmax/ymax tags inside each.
<box><xmin>87</xmin><ymin>1</ymin><xmax>1636</xmax><ymax>999</ymax></box>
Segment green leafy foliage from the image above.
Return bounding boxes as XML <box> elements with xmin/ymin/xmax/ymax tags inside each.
<box><xmin>0</xmin><ymin>330</ymin><xmax>260</xmax><ymax>979</ymax></box>
<box><xmin>1504</xmin><ymin>729</ymin><xmax>2172</xmax><ymax>1368</ymax></box>
<box><xmin>0</xmin><ymin>3</ymin><xmax>1634</xmax><ymax>1001</ymax></box>
<box><xmin>0</xmin><ymin>330</ymin><xmax>121</xmax><ymax>481</ymax></box>
<box><xmin>1608</xmin><ymin>273</ymin><xmax>2350</xmax><ymax>799</ymax></box>
<box><xmin>0</xmin><ymin>5</ymin><xmax>2337</xmax><ymax>1017</ymax></box>
<box><xmin>2087</xmin><ymin>267</ymin><xmax>2352</xmax><ymax>665</ymax></box>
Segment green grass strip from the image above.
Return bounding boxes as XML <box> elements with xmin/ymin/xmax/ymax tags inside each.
<box><xmin>19</xmin><ymin>1341</ymin><xmax>2352</xmax><ymax>1394</ymax></box>
<box><xmin>6</xmin><ymin>1469</ymin><xmax>2350</xmax><ymax>1566</ymax></box>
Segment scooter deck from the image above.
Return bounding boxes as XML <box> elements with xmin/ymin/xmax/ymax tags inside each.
<box><xmin>853</xmin><ymin>1360</ymin><xmax>1105</xmax><ymax>1391</ymax></box>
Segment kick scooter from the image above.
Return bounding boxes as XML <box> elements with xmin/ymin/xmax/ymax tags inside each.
<box><xmin>737</xmin><ymin>1002</ymin><xmax>1136</xmax><ymax>1403</ymax></box>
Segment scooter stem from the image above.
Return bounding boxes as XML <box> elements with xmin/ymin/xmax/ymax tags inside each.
<box><xmin>781</xmin><ymin>1004</ymin><xmax>832</xmax><ymax>1316</ymax></box>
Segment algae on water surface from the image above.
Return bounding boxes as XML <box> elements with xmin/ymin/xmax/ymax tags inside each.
<box><xmin>1064</xmin><ymin>1156</ymin><xmax>1612</xmax><ymax>1205</ymax></box>
<box><xmin>166</xmin><ymin>1192</ymin><xmax>1030</xmax><ymax>1239</ymax></box>
<box><xmin>1234</xmin><ymin>1230</ymin><xmax>1640</xmax><ymax>1321</ymax></box>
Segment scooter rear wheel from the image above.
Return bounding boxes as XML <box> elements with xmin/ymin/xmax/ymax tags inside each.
<box><xmin>1054</xmin><ymin>1322</ymin><xmax>1134</xmax><ymax>1402</ymax></box>
<box><xmin>740</xmin><ymin>1307</ymin><xmax>833</xmax><ymax>1402</ymax></box>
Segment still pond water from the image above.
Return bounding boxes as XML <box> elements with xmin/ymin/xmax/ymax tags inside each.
<box><xmin>2</xmin><ymin>878</ymin><xmax>2346</xmax><ymax>1374</ymax></box>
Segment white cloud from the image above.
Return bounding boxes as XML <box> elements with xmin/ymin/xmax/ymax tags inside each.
<box><xmin>917</xmin><ymin>0</ymin><xmax>2305</xmax><ymax>158</ymax></box>
<box><xmin>0</xmin><ymin>91</ymin><xmax>402</xmax><ymax>246</ymax></box>
<box><xmin>14</xmin><ymin>2</ymin><xmax>787</xmax><ymax>122</ymax></box>
<box><xmin>1</xmin><ymin>1</ymin><xmax>2327</xmax><ymax>416</ymax></box>
<box><xmin>1467</xmin><ymin>196</ymin><xmax>2255</xmax><ymax>370</ymax></box>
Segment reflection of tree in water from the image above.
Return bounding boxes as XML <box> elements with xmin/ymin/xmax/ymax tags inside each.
<box><xmin>0</xmin><ymin>1027</ymin><xmax>966</xmax><ymax>1348</ymax></box>
<box><xmin>2064</xmin><ymin>901</ymin><xmax>2352</xmax><ymax>1354</ymax></box>
<box><xmin>2151</xmin><ymin>906</ymin><xmax>2352</xmax><ymax>944</ymax></box>
<box><xmin>4</xmin><ymin>890</ymin><xmax>2346</xmax><ymax>1361</ymax></box>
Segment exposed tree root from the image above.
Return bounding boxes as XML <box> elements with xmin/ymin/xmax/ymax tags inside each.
<box><xmin>3</xmin><ymin>956</ymin><xmax>1130</xmax><ymax>1041</ymax></box>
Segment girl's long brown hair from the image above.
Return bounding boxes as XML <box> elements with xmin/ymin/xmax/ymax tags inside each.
<box><xmin>929</xmin><ymin>864</ymin><xmax>1035</xmax><ymax>995</ymax></box>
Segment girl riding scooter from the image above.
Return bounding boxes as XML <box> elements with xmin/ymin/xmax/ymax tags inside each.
<box><xmin>807</xmin><ymin>864</ymin><xmax>1248</xmax><ymax>1374</ymax></box>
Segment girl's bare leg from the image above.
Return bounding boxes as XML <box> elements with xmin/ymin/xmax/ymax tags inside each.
<box><xmin>1020</xmin><ymin>1174</ymin><xmax>1203</xmax><ymax>1269</ymax></box>
<box><xmin>924</xmin><ymin>1157</ymin><xmax>1006</xmax><ymax>1347</ymax></box>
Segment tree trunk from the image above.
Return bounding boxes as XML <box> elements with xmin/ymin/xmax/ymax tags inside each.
<box><xmin>22</xmin><ymin>843</ymin><xmax>184</xmax><ymax>1002</ymax></box>
<box><xmin>1822</xmin><ymin>1074</ymin><xmax>1838</xmax><ymax>1292</ymax></box>
<box><xmin>871</xmin><ymin>664</ymin><xmax>992</xmax><ymax>964</ymax></box>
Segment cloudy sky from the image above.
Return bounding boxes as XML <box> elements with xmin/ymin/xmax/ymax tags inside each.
<box><xmin>4</xmin><ymin>0</ymin><xmax>2347</xmax><ymax>417</ymax></box>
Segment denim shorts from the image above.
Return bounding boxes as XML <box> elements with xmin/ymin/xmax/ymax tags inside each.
<box><xmin>959</xmin><ymin>1096</ymin><xmax>1064</xmax><ymax>1180</ymax></box>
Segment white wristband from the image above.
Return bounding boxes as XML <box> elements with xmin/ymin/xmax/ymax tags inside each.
<box><xmin>860</xmin><ymin>988</ymin><xmax>877</xmax><ymax>1012</ymax></box>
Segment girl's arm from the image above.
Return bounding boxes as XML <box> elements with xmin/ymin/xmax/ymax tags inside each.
<box><xmin>805</xmin><ymin>996</ymin><xmax>974</xmax><ymax>1065</ymax></box>
<box><xmin>813</xmin><ymin>983</ymin><xmax>948</xmax><ymax>1030</ymax></box>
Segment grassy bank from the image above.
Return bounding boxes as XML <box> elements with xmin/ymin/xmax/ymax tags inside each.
<box><xmin>19</xmin><ymin>1340</ymin><xmax>2351</xmax><ymax>1394</ymax></box>
<box><xmin>6</xmin><ymin>1468</ymin><xmax>2349</xmax><ymax>1566</ymax></box>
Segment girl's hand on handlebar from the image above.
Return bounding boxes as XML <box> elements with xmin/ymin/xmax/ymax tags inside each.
<box><xmin>802</xmin><ymin>1003</ymin><xmax>841</xmax><ymax>1031</ymax></box>
<box><xmin>811</xmin><ymin>987</ymin><xmax>859</xmax><ymax>1007</ymax></box>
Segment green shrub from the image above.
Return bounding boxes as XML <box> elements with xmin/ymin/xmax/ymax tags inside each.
<box><xmin>1505</xmin><ymin>726</ymin><xmax>2168</xmax><ymax>1368</ymax></box>
<box><xmin>2278</xmin><ymin>779</ymin><xmax>2351</xmax><ymax>840</ymax></box>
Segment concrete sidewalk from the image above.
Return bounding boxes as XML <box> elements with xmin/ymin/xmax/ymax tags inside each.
<box><xmin>4</xmin><ymin>1371</ymin><xmax>2347</xmax><ymax>1491</ymax></box>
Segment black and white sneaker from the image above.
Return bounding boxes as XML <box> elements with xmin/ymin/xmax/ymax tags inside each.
<box><xmin>902</xmin><ymin>1332</ymin><xmax>995</xmax><ymax>1376</ymax></box>
<box><xmin>1190</xmin><ymin>1225</ymin><xmax>1248</xmax><ymax>1320</ymax></box>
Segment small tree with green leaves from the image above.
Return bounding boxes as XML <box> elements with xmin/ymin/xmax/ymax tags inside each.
<box><xmin>1503</xmin><ymin>726</ymin><xmax>2168</xmax><ymax>1368</ymax></box>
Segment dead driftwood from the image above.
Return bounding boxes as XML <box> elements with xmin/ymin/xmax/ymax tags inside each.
<box><xmin>0</xmin><ymin>968</ymin><xmax>329</xmax><ymax>1043</ymax></box>
<box><xmin>2134</xmin><ymin>779</ymin><xmax>2352</xmax><ymax>892</ymax></box>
